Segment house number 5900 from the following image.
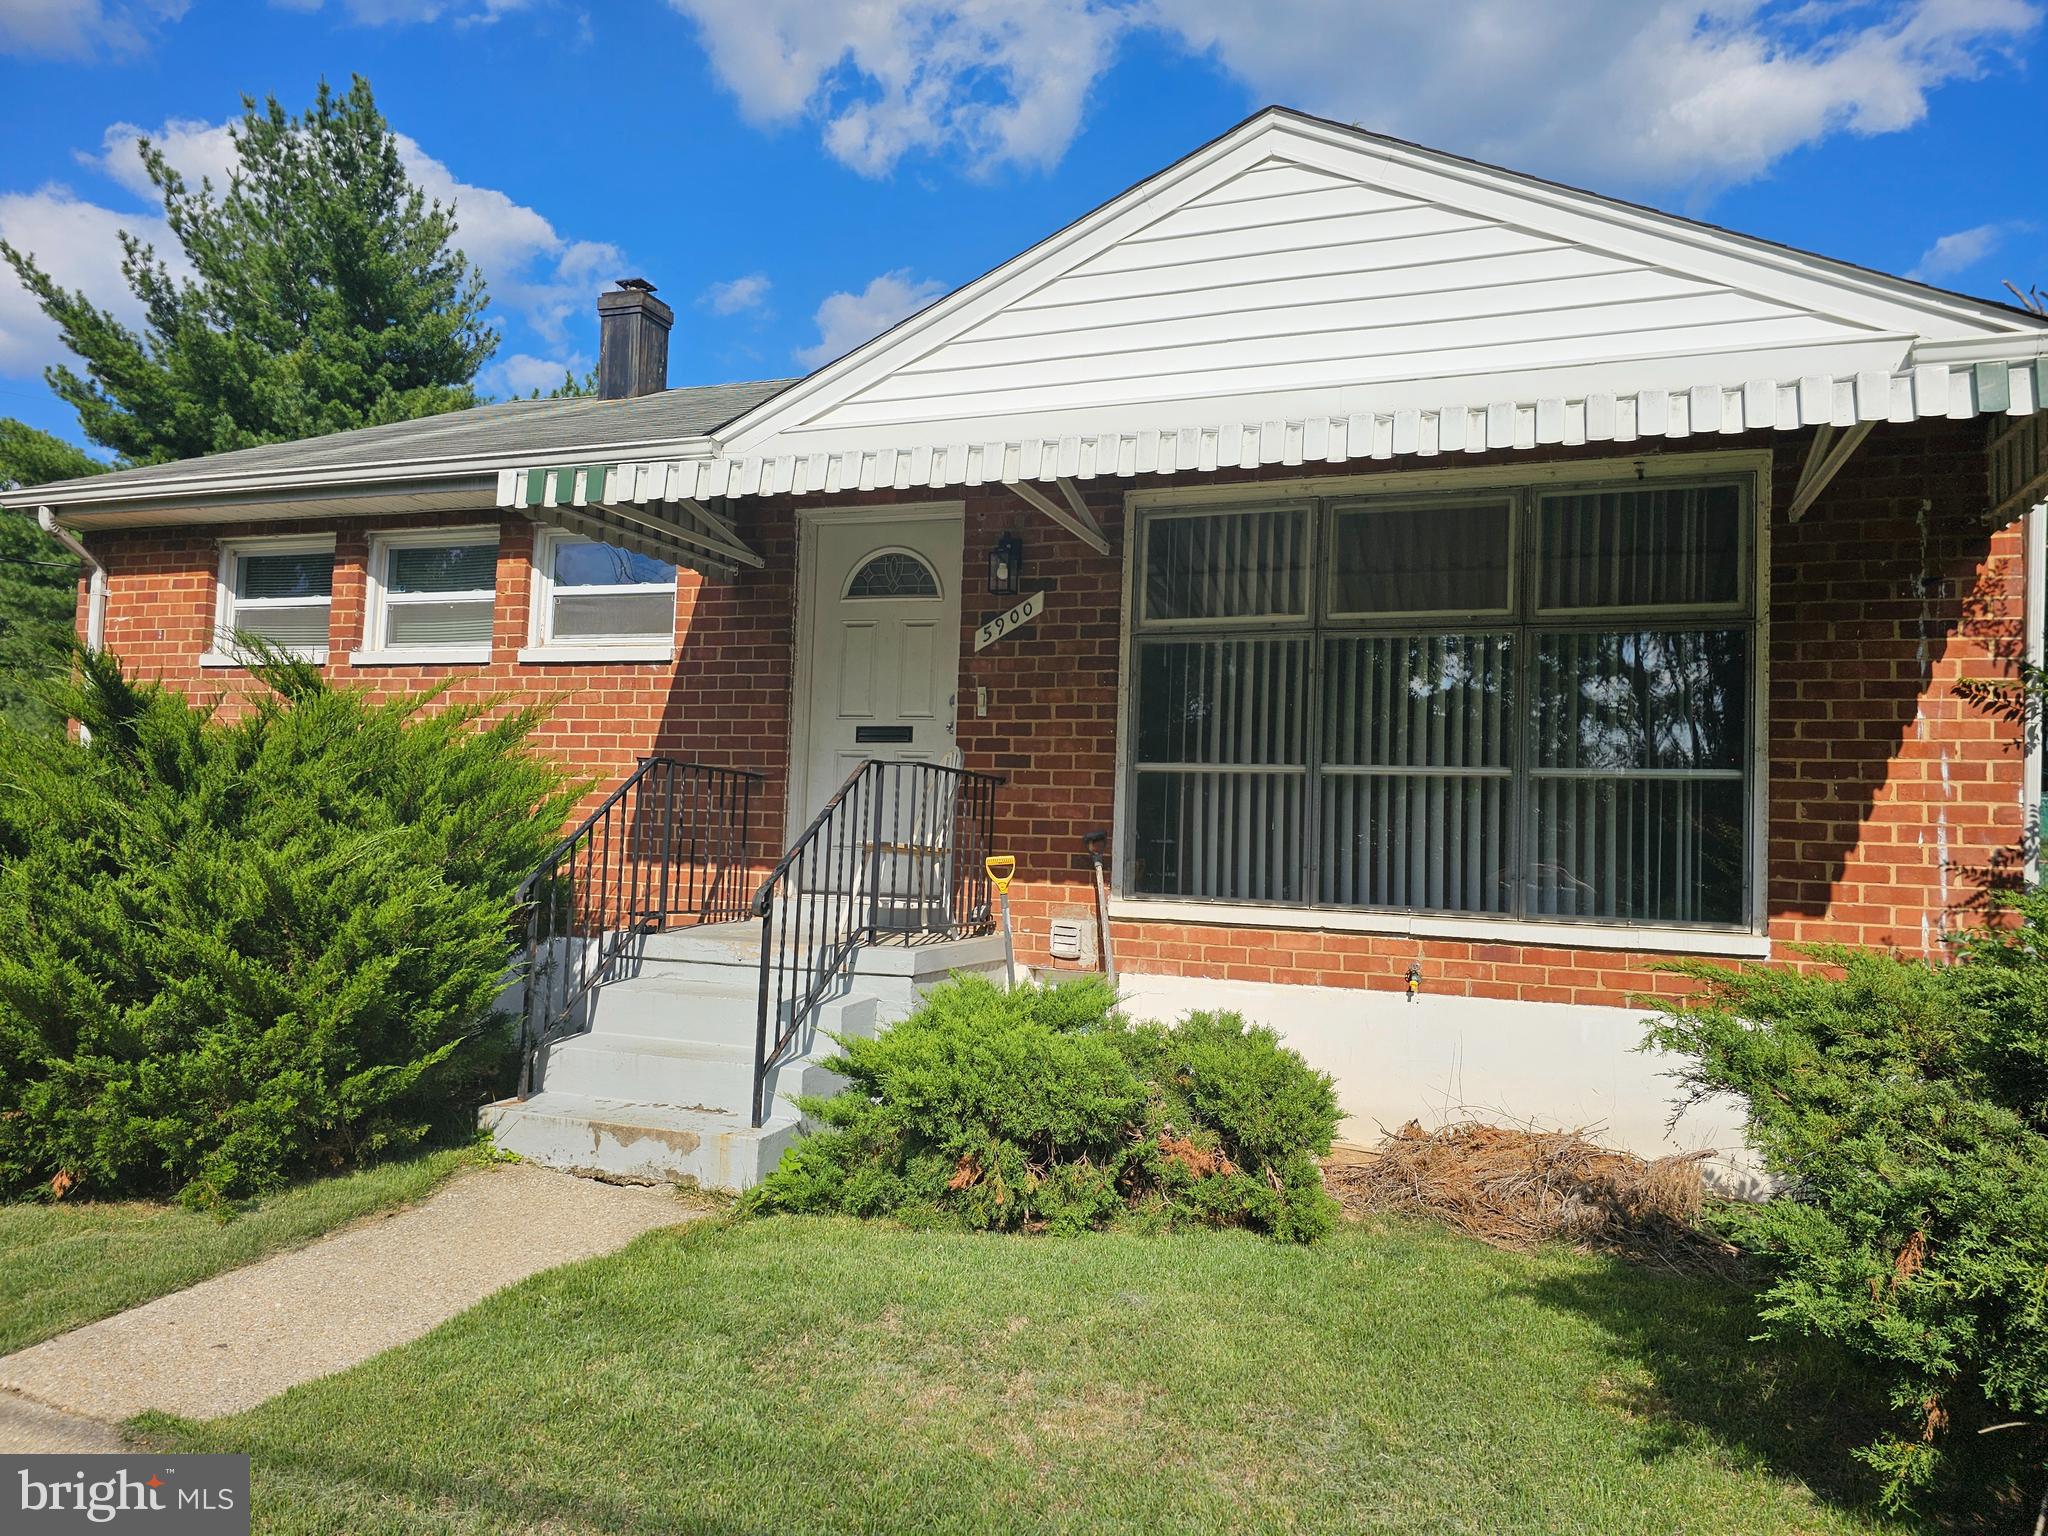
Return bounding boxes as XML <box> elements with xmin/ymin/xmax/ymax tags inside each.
<box><xmin>974</xmin><ymin>590</ymin><xmax>1046</xmax><ymax>652</ymax></box>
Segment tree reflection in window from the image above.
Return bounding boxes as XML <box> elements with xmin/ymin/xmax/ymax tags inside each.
<box><xmin>846</xmin><ymin>550</ymin><xmax>940</xmax><ymax>599</ymax></box>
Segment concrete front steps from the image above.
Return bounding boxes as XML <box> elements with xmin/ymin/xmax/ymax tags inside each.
<box><xmin>481</xmin><ymin>920</ymin><xmax>1007</xmax><ymax>1190</ymax></box>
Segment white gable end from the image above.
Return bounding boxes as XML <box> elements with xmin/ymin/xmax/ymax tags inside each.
<box><xmin>824</xmin><ymin>153</ymin><xmax>1889</xmax><ymax>433</ymax></box>
<box><xmin>714</xmin><ymin>113</ymin><xmax>2039</xmax><ymax>462</ymax></box>
<box><xmin>504</xmin><ymin>111</ymin><xmax>2046</xmax><ymax>510</ymax></box>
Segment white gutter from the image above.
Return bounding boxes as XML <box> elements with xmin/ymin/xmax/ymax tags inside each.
<box><xmin>38</xmin><ymin>507</ymin><xmax>103</xmax><ymax>652</ymax></box>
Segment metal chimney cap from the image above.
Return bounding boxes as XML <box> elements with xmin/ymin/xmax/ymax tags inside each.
<box><xmin>615</xmin><ymin>277</ymin><xmax>657</xmax><ymax>293</ymax></box>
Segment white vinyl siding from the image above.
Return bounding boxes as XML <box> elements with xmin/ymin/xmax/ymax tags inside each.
<box><xmin>210</xmin><ymin>536</ymin><xmax>334</xmax><ymax>662</ymax></box>
<box><xmin>804</xmin><ymin>156</ymin><xmax>1882</xmax><ymax>431</ymax></box>
<box><xmin>1126</xmin><ymin>475</ymin><xmax>1759</xmax><ymax>931</ymax></box>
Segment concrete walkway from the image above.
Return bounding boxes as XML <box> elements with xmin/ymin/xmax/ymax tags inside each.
<box><xmin>0</xmin><ymin>1162</ymin><xmax>695</xmax><ymax>1450</ymax></box>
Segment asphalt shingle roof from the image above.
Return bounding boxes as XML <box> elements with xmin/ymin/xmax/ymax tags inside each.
<box><xmin>11</xmin><ymin>377</ymin><xmax>796</xmax><ymax>501</ymax></box>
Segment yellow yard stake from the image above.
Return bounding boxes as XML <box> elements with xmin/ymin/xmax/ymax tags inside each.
<box><xmin>985</xmin><ymin>856</ymin><xmax>1018</xmax><ymax>989</ymax></box>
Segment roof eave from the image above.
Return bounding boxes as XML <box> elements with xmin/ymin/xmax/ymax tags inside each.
<box><xmin>2</xmin><ymin>434</ymin><xmax>724</xmax><ymax>517</ymax></box>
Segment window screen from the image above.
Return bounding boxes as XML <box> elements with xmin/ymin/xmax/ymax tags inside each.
<box><xmin>540</xmin><ymin>536</ymin><xmax>676</xmax><ymax>644</ymax></box>
<box><xmin>221</xmin><ymin>544</ymin><xmax>333</xmax><ymax>653</ymax></box>
<box><xmin>1142</xmin><ymin>505</ymin><xmax>1309</xmax><ymax>622</ymax></box>
<box><xmin>379</xmin><ymin>538</ymin><xmax>496</xmax><ymax>647</ymax></box>
<box><xmin>1129</xmin><ymin>479</ymin><xmax>1756</xmax><ymax>929</ymax></box>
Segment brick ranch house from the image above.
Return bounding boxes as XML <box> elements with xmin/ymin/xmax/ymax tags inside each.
<box><xmin>10</xmin><ymin>108</ymin><xmax>2048</xmax><ymax>1186</ymax></box>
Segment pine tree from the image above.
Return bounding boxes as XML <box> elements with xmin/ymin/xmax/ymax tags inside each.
<box><xmin>1</xmin><ymin>76</ymin><xmax>496</xmax><ymax>466</ymax></box>
<box><xmin>0</xmin><ymin>420</ymin><xmax>97</xmax><ymax>731</ymax></box>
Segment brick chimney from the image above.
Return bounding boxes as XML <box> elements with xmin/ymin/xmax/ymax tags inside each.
<box><xmin>596</xmin><ymin>278</ymin><xmax>673</xmax><ymax>399</ymax></box>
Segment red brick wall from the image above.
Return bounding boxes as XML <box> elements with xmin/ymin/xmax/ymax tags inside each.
<box><xmin>73</xmin><ymin>417</ymin><xmax>2026</xmax><ymax>1006</ymax></box>
<box><xmin>81</xmin><ymin>506</ymin><xmax>797</xmax><ymax>861</ymax></box>
<box><xmin>939</xmin><ymin>418</ymin><xmax>2027</xmax><ymax>1005</ymax></box>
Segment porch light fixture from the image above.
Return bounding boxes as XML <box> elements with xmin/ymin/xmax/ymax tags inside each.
<box><xmin>988</xmin><ymin>532</ymin><xmax>1022</xmax><ymax>596</ymax></box>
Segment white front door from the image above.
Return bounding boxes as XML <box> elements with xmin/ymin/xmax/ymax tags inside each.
<box><xmin>798</xmin><ymin>513</ymin><xmax>964</xmax><ymax>825</ymax></box>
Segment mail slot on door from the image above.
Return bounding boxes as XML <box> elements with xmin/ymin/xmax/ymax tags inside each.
<box><xmin>854</xmin><ymin>725</ymin><xmax>914</xmax><ymax>744</ymax></box>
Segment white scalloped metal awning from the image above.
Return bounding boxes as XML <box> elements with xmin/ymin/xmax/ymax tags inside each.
<box><xmin>500</xmin><ymin>354</ymin><xmax>2047</xmax><ymax>526</ymax></box>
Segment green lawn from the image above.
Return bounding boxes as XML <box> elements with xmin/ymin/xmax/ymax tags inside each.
<box><xmin>146</xmin><ymin>1213</ymin><xmax>1965</xmax><ymax>1535</ymax></box>
<box><xmin>0</xmin><ymin>1145</ymin><xmax>484</xmax><ymax>1355</ymax></box>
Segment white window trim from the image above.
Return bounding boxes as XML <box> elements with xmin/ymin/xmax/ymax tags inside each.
<box><xmin>1112</xmin><ymin>449</ymin><xmax>1775</xmax><ymax>941</ymax></box>
<box><xmin>201</xmin><ymin>533</ymin><xmax>336</xmax><ymax>667</ymax></box>
<box><xmin>1106</xmin><ymin>896</ymin><xmax>1773</xmax><ymax>958</ymax></box>
<box><xmin>522</xmin><ymin>526</ymin><xmax>677</xmax><ymax>664</ymax></box>
<box><xmin>351</xmin><ymin>525</ymin><xmax>499</xmax><ymax>667</ymax></box>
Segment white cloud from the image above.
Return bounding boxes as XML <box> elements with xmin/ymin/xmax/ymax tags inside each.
<box><xmin>1906</xmin><ymin>220</ymin><xmax>2024</xmax><ymax>279</ymax></box>
<box><xmin>796</xmin><ymin>268</ymin><xmax>945</xmax><ymax>367</ymax></box>
<box><xmin>1148</xmin><ymin>0</ymin><xmax>2043</xmax><ymax>193</ymax></box>
<box><xmin>666</xmin><ymin>0</ymin><xmax>1126</xmax><ymax>176</ymax></box>
<box><xmin>667</xmin><ymin>0</ymin><xmax>2038</xmax><ymax>192</ymax></box>
<box><xmin>702</xmin><ymin>273</ymin><xmax>771</xmax><ymax>315</ymax></box>
<box><xmin>87</xmin><ymin>116</ymin><xmax>624</xmax><ymax>348</ymax></box>
<box><xmin>0</xmin><ymin>0</ymin><xmax>185</xmax><ymax>58</ymax></box>
<box><xmin>0</xmin><ymin>184</ymin><xmax>184</xmax><ymax>375</ymax></box>
<box><xmin>91</xmin><ymin>118</ymin><xmax>239</xmax><ymax>197</ymax></box>
<box><xmin>487</xmin><ymin>350</ymin><xmax>590</xmax><ymax>396</ymax></box>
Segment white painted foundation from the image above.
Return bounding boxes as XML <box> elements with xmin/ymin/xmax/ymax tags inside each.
<box><xmin>1111</xmin><ymin>970</ymin><xmax>1761</xmax><ymax>1189</ymax></box>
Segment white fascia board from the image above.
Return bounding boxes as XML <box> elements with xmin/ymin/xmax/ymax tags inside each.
<box><xmin>1909</xmin><ymin>333</ymin><xmax>2048</xmax><ymax>364</ymax></box>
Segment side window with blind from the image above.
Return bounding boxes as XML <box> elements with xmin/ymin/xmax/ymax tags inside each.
<box><xmin>1127</xmin><ymin>478</ymin><xmax>1757</xmax><ymax>930</ymax></box>
<box><xmin>529</xmin><ymin>530</ymin><xmax>678</xmax><ymax>655</ymax></box>
<box><xmin>363</xmin><ymin>530</ymin><xmax>500</xmax><ymax>660</ymax></box>
<box><xmin>212</xmin><ymin>537</ymin><xmax>335</xmax><ymax>661</ymax></box>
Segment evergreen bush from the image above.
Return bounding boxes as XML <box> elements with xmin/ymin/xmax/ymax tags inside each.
<box><xmin>1649</xmin><ymin>903</ymin><xmax>2048</xmax><ymax>1507</ymax></box>
<box><xmin>0</xmin><ymin>647</ymin><xmax>574</xmax><ymax>1205</ymax></box>
<box><xmin>748</xmin><ymin>974</ymin><xmax>1341</xmax><ymax>1241</ymax></box>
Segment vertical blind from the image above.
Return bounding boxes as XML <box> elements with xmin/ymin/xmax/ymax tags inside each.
<box><xmin>1319</xmin><ymin>633</ymin><xmax>1514</xmax><ymax>914</ymax></box>
<box><xmin>1134</xmin><ymin>635</ymin><xmax>1309</xmax><ymax>903</ymax></box>
<box><xmin>1131</xmin><ymin>482</ymin><xmax>1753</xmax><ymax>928</ymax></box>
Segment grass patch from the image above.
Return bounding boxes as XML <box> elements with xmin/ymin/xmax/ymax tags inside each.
<box><xmin>0</xmin><ymin>1144</ymin><xmax>486</xmax><ymax>1354</ymax></box>
<box><xmin>146</xmin><ymin>1213</ymin><xmax>1972</xmax><ymax>1535</ymax></box>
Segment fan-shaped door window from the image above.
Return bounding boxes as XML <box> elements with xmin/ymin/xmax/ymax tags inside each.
<box><xmin>845</xmin><ymin>549</ymin><xmax>941</xmax><ymax>599</ymax></box>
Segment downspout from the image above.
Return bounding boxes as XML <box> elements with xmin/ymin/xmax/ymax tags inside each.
<box><xmin>2026</xmin><ymin>503</ymin><xmax>2046</xmax><ymax>886</ymax></box>
<box><xmin>37</xmin><ymin>507</ymin><xmax>104</xmax><ymax>745</ymax></box>
<box><xmin>37</xmin><ymin>506</ymin><xmax>105</xmax><ymax>652</ymax></box>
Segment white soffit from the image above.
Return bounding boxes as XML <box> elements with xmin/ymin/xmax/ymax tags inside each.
<box><xmin>500</xmin><ymin>109</ymin><xmax>2048</xmax><ymax>508</ymax></box>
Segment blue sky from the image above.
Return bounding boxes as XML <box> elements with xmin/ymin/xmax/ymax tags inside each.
<box><xmin>0</xmin><ymin>0</ymin><xmax>2042</xmax><ymax>454</ymax></box>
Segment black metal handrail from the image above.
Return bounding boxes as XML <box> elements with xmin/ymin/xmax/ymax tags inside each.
<box><xmin>748</xmin><ymin>759</ymin><xmax>1002</xmax><ymax>1125</ymax></box>
<box><xmin>516</xmin><ymin>757</ymin><xmax>762</xmax><ymax>1094</ymax></box>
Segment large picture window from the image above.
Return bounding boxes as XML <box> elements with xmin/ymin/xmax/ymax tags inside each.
<box><xmin>1127</xmin><ymin>476</ymin><xmax>1756</xmax><ymax>930</ymax></box>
